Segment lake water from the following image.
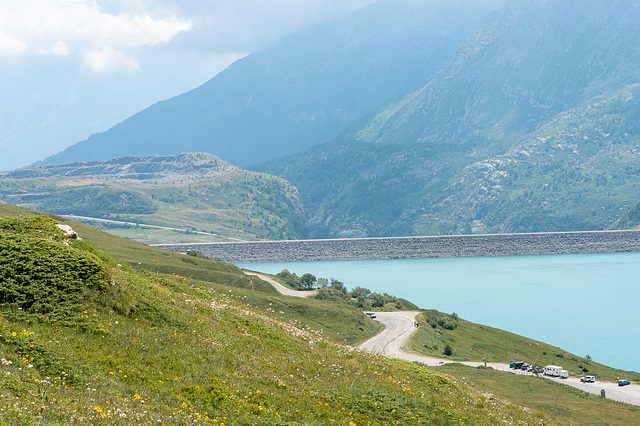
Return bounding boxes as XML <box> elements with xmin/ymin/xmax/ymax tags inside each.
<box><xmin>238</xmin><ymin>252</ymin><xmax>640</xmax><ymax>372</ymax></box>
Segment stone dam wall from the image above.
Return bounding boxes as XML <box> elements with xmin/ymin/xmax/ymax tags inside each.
<box><xmin>154</xmin><ymin>230</ymin><xmax>640</xmax><ymax>264</ymax></box>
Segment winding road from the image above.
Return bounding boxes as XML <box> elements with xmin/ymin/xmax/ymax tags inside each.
<box><xmin>359</xmin><ymin>311</ymin><xmax>640</xmax><ymax>406</ymax></box>
<box><xmin>248</xmin><ymin>272</ymin><xmax>640</xmax><ymax>406</ymax></box>
<box><xmin>244</xmin><ymin>272</ymin><xmax>317</xmax><ymax>298</ymax></box>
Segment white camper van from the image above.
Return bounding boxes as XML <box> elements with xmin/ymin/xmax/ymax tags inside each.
<box><xmin>544</xmin><ymin>365</ymin><xmax>563</xmax><ymax>377</ymax></box>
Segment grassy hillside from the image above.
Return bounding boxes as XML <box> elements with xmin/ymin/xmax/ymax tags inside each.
<box><xmin>0</xmin><ymin>153</ymin><xmax>305</xmax><ymax>243</ymax></box>
<box><xmin>439</xmin><ymin>364</ymin><xmax>640</xmax><ymax>425</ymax></box>
<box><xmin>0</xmin><ymin>209</ymin><xmax>549</xmax><ymax>424</ymax></box>
<box><xmin>410</xmin><ymin>310</ymin><xmax>640</xmax><ymax>383</ymax></box>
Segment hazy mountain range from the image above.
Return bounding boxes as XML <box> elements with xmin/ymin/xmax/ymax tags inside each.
<box><xmin>12</xmin><ymin>0</ymin><xmax>640</xmax><ymax>239</ymax></box>
<box><xmin>41</xmin><ymin>0</ymin><xmax>503</xmax><ymax>168</ymax></box>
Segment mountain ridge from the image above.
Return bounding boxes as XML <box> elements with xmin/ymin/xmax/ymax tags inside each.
<box><xmin>39</xmin><ymin>0</ymin><xmax>504</xmax><ymax>168</ymax></box>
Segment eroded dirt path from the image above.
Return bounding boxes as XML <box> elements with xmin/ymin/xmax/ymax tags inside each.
<box><xmin>360</xmin><ymin>311</ymin><xmax>640</xmax><ymax>406</ymax></box>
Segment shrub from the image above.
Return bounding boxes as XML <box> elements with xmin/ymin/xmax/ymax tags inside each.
<box><xmin>444</xmin><ymin>344</ymin><xmax>453</xmax><ymax>356</ymax></box>
<box><xmin>0</xmin><ymin>216</ymin><xmax>108</xmax><ymax>320</ymax></box>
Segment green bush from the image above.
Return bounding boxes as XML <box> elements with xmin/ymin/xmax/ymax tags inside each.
<box><xmin>444</xmin><ymin>344</ymin><xmax>453</xmax><ymax>356</ymax></box>
<box><xmin>0</xmin><ymin>216</ymin><xmax>108</xmax><ymax>319</ymax></box>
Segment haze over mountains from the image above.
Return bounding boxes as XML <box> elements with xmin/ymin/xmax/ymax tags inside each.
<box><xmin>19</xmin><ymin>0</ymin><xmax>640</xmax><ymax>239</ymax></box>
<box><xmin>41</xmin><ymin>0</ymin><xmax>504</xmax><ymax>167</ymax></box>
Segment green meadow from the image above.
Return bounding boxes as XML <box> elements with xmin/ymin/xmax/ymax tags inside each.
<box><xmin>0</xmin><ymin>206</ymin><xmax>548</xmax><ymax>424</ymax></box>
<box><xmin>1</xmin><ymin>203</ymin><xmax>638</xmax><ymax>424</ymax></box>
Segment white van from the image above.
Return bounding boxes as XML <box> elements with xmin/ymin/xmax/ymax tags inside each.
<box><xmin>544</xmin><ymin>365</ymin><xmax>563</xmax><ymax>377</ymax></box>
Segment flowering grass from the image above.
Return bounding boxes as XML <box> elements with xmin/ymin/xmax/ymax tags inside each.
<box><xmin>0</xmin><ymin>210</ymin><xmax>551</xmax><ymax>424</ymax></box>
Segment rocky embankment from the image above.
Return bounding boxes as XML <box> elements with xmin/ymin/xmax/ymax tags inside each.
<box><xmin>155</xmin><ymin>230</ymin><xmax>640</xmax><ymax>263</ymax></box>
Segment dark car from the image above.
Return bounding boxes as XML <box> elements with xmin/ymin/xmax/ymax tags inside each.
<box><xmin>618</xmin><ymin>380</ymin><xmax>631</xmax><ymax>386</ymax></box>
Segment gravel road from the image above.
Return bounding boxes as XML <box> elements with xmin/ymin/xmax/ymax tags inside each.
<box><xmin>244</xmin><ymin>272</ymin><xmax>317</xmax><ymax>298</ymax></box>
<box><xmin>360</xmin><ymin>311</ymin><xmax>640</xmax><ymax>406</ymax></box>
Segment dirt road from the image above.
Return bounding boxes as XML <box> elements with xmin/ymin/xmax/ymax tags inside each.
<box><xmin>360</xmin><ymin>311</ymin><xmax>640</xmax><ymax>406</ymax></box>
<box><xmin>244</xmin><ymin>272</ymin><xmax>317</xmax><ymax>298</ymax></box>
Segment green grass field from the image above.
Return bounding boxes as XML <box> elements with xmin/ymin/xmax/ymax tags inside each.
<box><xmin>0</xmin><ymin>206</ymin><xmax>549</xmax><ymax>424</ymax></box>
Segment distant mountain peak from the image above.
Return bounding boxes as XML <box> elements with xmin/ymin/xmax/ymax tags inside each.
<box><xmin>2</xmin><ymin>153</ymin><xmax>234</xmax><ymax>184</ymax></box>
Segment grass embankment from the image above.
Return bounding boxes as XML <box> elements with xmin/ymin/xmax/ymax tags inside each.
<box><xmin>0</xmin><ymin>210</ymin><xmax>549</xmax><ymax>424</ymax></box>
<box><xmin>410</xmin><ymin>310</ymin><xmax>640</xmax><ymax>383</ymax></box>
<box><xmin>439</xmin><ymin>364</ymin><xmax>640</xmax><ymax>425</ymax></box>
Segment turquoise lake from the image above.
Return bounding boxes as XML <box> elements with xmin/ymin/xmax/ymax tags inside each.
<box><xmin>238</xmin><ymin>252</ymin><xmax>640</xmax><ymax>372</ymax></box>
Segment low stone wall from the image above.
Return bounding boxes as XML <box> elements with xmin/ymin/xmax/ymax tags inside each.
<box><xmin>154</xmin><ymin>230</ymin><xmax>640</xmax><ymax>263</ymax></box>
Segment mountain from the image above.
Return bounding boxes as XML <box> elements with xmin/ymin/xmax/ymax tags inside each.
<box><xmin>257</xmin><ymin>0</ymin><xmax>640</xmax><ymax>237</ymax></box>
<box><xmin>0</xmin><ymin>153</ymin><xmax>305</xmax><ymax>242</ymax></box>
<box><xmin>40</xmin><ymin>0</ymin><xmax>505</xmax><ymax>168</ymax></box>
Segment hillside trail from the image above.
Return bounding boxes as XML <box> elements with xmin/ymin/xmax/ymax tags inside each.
<box><xmin>244</xmin><ymin>272</ymin><xmax>317</xmax><ymax>298</ymax></box>
<box><xmin>359</xmin><ymin>311</ymin><xmax>640</xmax><ymax>406</ymax></box>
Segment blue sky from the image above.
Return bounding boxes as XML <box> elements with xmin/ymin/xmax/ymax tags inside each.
<box><xmin>0</xmin><ymin>0</ymin><xmax>374</xmax><ymax>171</ymax></box>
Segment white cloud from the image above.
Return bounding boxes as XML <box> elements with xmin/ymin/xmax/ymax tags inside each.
<box><xmin>0</xmin><ymin>31</ymin><xmax>28</xmax><ymax>56</ymax></box>
<box><xmin>0</xmin><ymin>0</ymin><xmax>191</xmax><ymax>72</ymax></box>
<box><xmin>82</xmin><ymin>46</ymin><xmax>140</xmax><ymax>74</ymax></box>
<box><xmin>39</xmin><ymin>41</ymin><xmax>71</xmax><ymax>56</ymax></box>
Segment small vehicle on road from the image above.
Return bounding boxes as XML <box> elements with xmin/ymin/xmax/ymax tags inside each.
<box><xmin>618</xmin><ymin>379</ymin><xmax>631</xmax><ymax>386</ymax></box>
<box><xmin>580</xmin><ymin>376</ymin><xmax>595</xmax><ymax>383</ymax></box>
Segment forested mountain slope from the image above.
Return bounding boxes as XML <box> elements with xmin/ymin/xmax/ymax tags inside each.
<box><xmin>40</xmin><ymin>0</ymin><xmax>503</xmax><ymax>168</ymax></box>
<box><xmin>258</xmin><ymin>0</ymin><xmax>640</xmax><ymax>237</ymax></box>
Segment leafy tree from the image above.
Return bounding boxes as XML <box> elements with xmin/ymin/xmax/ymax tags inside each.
<box><xmin>369</xmin><ymin>292</ymin><xmax>386</xmax><ymax>308</ymax></box>
<box><xmin>299</xmin><ymin>273</ymin><xmax>317</xmax><ymax>290</ymax></box>
<box><xmin>276</xmin><ymin>269</ymin><xmax>302</xmax><ymax>290</ymax></box>
<box><xmin>350</xmin><ymin>286</ymin><xmax>371</xmax><ymax>299</ymax></box>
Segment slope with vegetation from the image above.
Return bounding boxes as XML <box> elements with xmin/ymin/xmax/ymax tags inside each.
<box><xmin>257</xmin><ymin>0</ymin><xmax>640</xmax><ymax>238</ymax></box>
<box><xmin>0</xmin><ymin>153</ymin><xmax>305</xmax><ymax>243</ymax></box>
<box><xmin>409</xmin><ymin>310</ymin><xmax>640</xmax><ymax>384</ymax></box>
<box><xmin>0</xmin><ymin>205</ymin><xmax>552</xmax><ymax>424</ymax></box>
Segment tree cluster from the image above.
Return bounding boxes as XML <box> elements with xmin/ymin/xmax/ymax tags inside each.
<box><xmin>276</xmin><ymin>270</ymin><xmax>398</xmax><ymax>309</ymax></box>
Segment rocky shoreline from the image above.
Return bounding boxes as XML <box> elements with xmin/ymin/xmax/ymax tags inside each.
<box><xmin>154</xmin><ymin>230</ymin><xmax>640</xmax><ymax>263</ymax></box>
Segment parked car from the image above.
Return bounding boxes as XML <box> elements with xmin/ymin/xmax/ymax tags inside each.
<box><xmin>618</xmin><ymin>380</ymin><xmax>631</xmax><ymax>386</ymax></box>
<box><xmin>580</xmin><ymin>376</ymin><xmax>595</xmax><ymax>383</ymax></box>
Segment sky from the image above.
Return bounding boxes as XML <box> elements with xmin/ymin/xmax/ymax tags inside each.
<box><xmin>0</xmin><ymin>0</ymin><xmax>375</xmax><ymax>171</ymax></box>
